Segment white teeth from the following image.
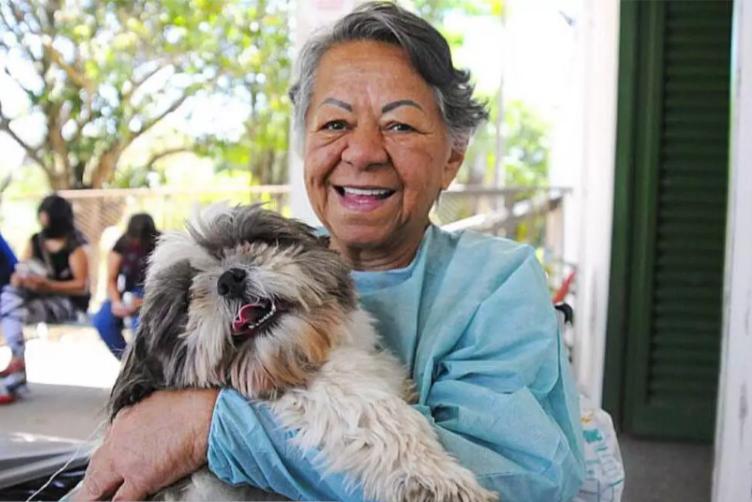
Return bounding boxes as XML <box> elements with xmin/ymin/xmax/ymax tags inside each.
<box><xmin>342</xmin><ymin>186</ymin><xmax>393</xmax><ymax>196</ymax></box>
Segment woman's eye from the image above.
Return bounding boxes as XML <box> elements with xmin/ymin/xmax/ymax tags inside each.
<box><xmin>322</xmin><ymin>120</ymin><xmax>348</xmax><ymax>131</ymax></box>
<box><xmin>387</xmin><ymin>122</ymin><xmax>415</xmax><ymax>132</ymax></box>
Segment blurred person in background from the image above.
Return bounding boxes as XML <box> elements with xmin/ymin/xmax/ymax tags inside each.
<box><xmin>0</xmin><ymin>232</ymin><xmax>17</xmax><ymax>290</ymax></box>
<box><xmin>92</xmin><ymin>213</ymin><xmax>159</xmax><ymax>359</ymax></box>
<box><xmin>0</xmin><ymin>194</ymin><xmax>90</xmax><ymax>404</ymax></box>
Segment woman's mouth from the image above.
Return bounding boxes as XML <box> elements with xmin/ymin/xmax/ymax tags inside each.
<box><xmin>333</xmin><ymin>185</ymin><xmax>396</xmax><ymax>211</ymax></box>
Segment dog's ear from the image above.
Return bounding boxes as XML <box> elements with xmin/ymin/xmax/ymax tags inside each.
<box><xmin>316</xmin><ymin>234</ymin><xmax>331</xmax><ymax>249</ymax></box>
<box><xmin>108</xmin><ymin>336</ymin><xmax>163</xmax><ymax>420</ymax></box>
<box><xmin>147</xmin><ymin>230</ymin><xmax>214</xmax><ymax>281</ymax></box>
<box><xmin>108</xmin><ymin>259</ymin><xmax>194</xmax><ymax>420</ymax></box>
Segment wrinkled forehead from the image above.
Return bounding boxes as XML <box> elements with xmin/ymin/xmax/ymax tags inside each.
<box><xmin>309</xmin><ymin>41</ymin><xmax>439</xmax><ymax>116</ymax></box>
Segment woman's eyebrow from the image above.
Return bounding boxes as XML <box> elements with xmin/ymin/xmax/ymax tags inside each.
<box><xmin>382</xmin><ymin>99</ymin><xmax>423</xmax><ymax>114</ymax></box>
<box><xmin>320</xmin><ymin>97</ymin><xmax>352</xmax><ymax>111</ymax></box>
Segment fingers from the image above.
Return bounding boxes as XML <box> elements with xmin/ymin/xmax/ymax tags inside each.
<box><xmin>76</xmin><ymin>449</ymin><xmax>123</xmax><ymax>501</ymax></box>
<box><xmin>112</xmin><ymin>480</ymin><xmax>148</xmax><ymax>502</ymax></box>
<box><xmin>76</xmin><ymin>474</ymin><xmax>122</xmax><ymax>501</ymax></box>
<box><xmin>77</xmin><ymin>390</ymin><xmax>218</xmax><ymax>501</ymax></box>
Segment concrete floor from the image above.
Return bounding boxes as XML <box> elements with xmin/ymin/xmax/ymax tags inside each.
<box><xmin>620</xmin><ymin>435</ymin><xmax>713</xmax><ymax>502</ymax></box>
<box><xmin>3</xmin><ymin>332</ymin><xmax>717</xmax><ymax>501</ymax></box>
<box><xmin>2</xmin><ymin>328</ymin><xmax>117</xmax><ymax>441</ymax></box>
<box><xmin>3</xmin><ymin>383</ymin><xmax>110</xmax><ymax>440</ymax></box>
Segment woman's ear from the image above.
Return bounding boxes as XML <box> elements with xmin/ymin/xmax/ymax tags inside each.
<box><xmin>441</xmin><ymin>147</ymin><xmax>466</xmax><ymax>190</ymax></box>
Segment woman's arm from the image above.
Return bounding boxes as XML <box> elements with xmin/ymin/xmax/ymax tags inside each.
<box><xmin>77</xmin><ymin>389</ymin><xmax>367</xmax><ymax>501</ymax></box>
<box><xmin>76</xmin><ymin>389</ymin><xmax>218</xmax><ymax>501</ymax></box>
<box><xmin>105</xmin><ymin>251</ymin><xmax>123</xmax><ymax>304</ymax></box>
<box><xmin>10</xmin><ymin>240</ymin><xmax>33</xmax><ymax>288</ymax></box>
<box><xmin>34</xmin><ymin>246</ymin><xmax>89</xmax><ymax>295</ymax></box>
<box><xmin>103</xmin><ymin>251</ymin><xmax>133</xmax><ymax>317</ymax></box>
<box><xmin>413</xmin><ymin>249</ymin><xmax>585</xmax><ymax>501</ymax></box>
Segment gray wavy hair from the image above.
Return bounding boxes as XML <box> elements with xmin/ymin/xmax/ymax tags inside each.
<box><xmin>289</xmin><ymin>1</ymin><xmax>489</xmax><ymax>150</ymax></box>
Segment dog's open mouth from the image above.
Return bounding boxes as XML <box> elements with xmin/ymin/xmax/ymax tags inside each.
<box><xmin>231</xmin><ymin>299</ymin><xmax>283</xmax><ymax>343</ymax></box>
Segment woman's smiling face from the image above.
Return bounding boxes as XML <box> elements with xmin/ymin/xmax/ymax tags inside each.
<box><xmin>303</xmin><ymin>40</ymin><xmax>464</xmax><ymax>266</ymax></box>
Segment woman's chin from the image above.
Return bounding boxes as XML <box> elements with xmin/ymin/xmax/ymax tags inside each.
<box><xmin>330</xmin><ymin>223</ymin><xmax>394</xmax><ymax>251</ymax></box>
<box><xmin>326</xmin><ymin>200</ymin><xmax>401</xmax><ymax>245</ymax></box>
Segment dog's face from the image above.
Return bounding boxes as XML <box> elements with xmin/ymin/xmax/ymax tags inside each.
<box><xmin>113</xmin><ymin>204</ymin><xmax>356</xmax><ymax>412</ymax></box>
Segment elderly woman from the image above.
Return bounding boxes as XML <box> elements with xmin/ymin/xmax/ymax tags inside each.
<box><xmin>78</xmin><ymin>2</ymin><xmax>584</xmax><ymax>500</ymax></box>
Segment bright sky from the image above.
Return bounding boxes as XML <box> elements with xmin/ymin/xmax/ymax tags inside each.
<box><xmin>453</xmin><ymin>0</ymin><xmax>581</xmax><ymax>113</ymax></box>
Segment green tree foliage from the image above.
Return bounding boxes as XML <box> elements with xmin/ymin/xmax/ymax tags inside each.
<box><xmin>412</xmin><ymin>0</ymin><xmax>503</xmax><ymax>26</ymax></box>
<box><xmin>193</xmin><ymin>0</ymin><xmax>291</xmax><ymax>185</ymax></box>
<box><xmin>0</xmin><ymin>0</ymin><xmax>291</xmax><ymax>189</ymax></box>
<box><xmin>461</xmin><ymin>99</ymin><xmax>549</xmax><ymax>188</ymax></box>
<box><xmin>411</xmin><ymin>0</ymin><xmax>504</xmax><ymax>48</ymax></box>
<box><xmin>409</xmin><ymin>0</ymin><xmax>549</xmax><ymax>190</ymax></box>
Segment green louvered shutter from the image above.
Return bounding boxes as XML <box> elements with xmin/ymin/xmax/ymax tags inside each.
<box><xmin>622</xmin><ymin>0</ymin><xmax>731</xmax><ymax>441</ymax></box>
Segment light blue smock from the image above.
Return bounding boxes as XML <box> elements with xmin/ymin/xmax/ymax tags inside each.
<box><xmin>208</xmin><ymin>225</ymin><xmax>585</xmax><ymax>501</ymax></box>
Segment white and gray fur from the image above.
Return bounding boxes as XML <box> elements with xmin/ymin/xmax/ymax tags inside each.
<box><xmin>109</xmin><ymin>203</ymin><xmax>496</xmax><ymax>502</ymax></box>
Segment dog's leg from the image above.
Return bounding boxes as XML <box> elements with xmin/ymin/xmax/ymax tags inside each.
<box><xmin>346</xmin><ymin>395</ymin><xmax>498</xmax><ymax>502</ymax></box>
<box><xmin>271</xmin><ymin>348</ymin><xmax>498</xmax><ymax>502</ymax></box>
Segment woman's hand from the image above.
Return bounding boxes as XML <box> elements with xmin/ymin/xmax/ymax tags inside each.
<box><xmin>112</xmin><ymin>297</ymin><xmax>143</xmax><ymax>317</ymax></box>
<box><xmin>130</xmin><ymin>297</ymin><xmax>144</xmax><ymax>311</ymax></box>
<box><xmin>22</xmin><ymin>275</ymin><xmax>50</xmax><ymax>292</ymax></box>
<box><xmin>75</xmin><ymin>388</ymin><xmax>219</xmax><ymax>501</ymax></box>
<box><xmin>110</xmin><ymin>301</ymin><xmax>130</xmax><ymax>318</ymax></box>
<box><xmin>10</xmin><ymin>272</ymin><xmax>22</xmax><ymax>288</ymax></box>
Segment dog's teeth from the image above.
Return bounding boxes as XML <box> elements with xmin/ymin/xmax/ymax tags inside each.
<box><xmin>243</xmin><ymin>301</ymin><xmax>277</xmax><ymax>331</ymax></box>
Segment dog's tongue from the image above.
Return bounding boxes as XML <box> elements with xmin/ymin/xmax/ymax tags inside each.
<box><xmin>232</xmin><ymin>303</ymin><xmax>266</xmax><ymax>333</ymax></box>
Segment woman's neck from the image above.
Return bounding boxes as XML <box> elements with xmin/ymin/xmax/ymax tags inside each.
<box><xmin>329</xmin><ymin>226</ymin><xmax>429</xmax><ymax>272</ymax></box>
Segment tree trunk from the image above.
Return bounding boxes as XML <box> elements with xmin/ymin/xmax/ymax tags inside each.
<box><xmin>89</xmin><ymin>146</ymin><xmax>123</xmax><ymax>188</ymax></box>
<box><xmin>48</xmin><ymin>171</ymin><xmax>70</xmax><ymax>190</ymax></box>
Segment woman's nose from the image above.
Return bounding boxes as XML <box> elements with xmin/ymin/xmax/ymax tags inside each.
<box><xmin>341</xmin><ymin>123</ymin><xmax>388</xmax><ymax>169</ymax></box>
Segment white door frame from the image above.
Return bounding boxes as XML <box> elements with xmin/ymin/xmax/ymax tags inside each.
<box><xmin>713</xmin><ymin>0</ymin><xmax>752</xmax><ymax>500</ymax></box>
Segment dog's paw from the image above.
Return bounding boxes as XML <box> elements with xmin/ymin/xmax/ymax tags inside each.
<box><xmin>399</xmin><ymin>474</ymin><xmax>498</xmax><ymax>502</ymax></box>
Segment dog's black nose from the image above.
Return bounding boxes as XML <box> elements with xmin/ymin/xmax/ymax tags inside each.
<box><xmin>217</xmin><ymin>268</ymin><xmax>247</xmax><ymax>298</ymax></box>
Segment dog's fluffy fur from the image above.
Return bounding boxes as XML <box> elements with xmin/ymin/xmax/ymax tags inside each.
<box><xmin>109</xmin><ymin>204</ymin><xmax>496</xmax><ymax>502</ymax></box>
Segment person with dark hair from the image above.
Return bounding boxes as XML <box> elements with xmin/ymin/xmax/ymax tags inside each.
<box><xmin>0</xmin><ymin>194</ymin><xmax>90</xmax><ymax>404</ymax></box>
<box><xmin>78</xmin><ymin>3</ymin><xmax>585</xmax><ymax>500</ymax></box>
<box><xmin>92</xmin><ymin>213</ymin><xmax>160</xmax><ymax>359</ymax></box>
<box><xmin>0</xmin><ymin>233</ymin><xmax>18</xmax><ymax>290</ymax></box>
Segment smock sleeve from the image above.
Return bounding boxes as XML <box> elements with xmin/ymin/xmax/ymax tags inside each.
<box><xmin>208</xmin><ymin>389</ymin><xmax>366</xmax><ymax>501</ymax></box>
<box><xmin>414</xmin><ymin>248</ymin><xmax>585</xmax><ymax>501</ymax></box>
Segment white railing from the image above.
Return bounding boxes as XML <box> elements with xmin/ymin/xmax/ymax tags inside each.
<box><xmin>435</xmin><ymin>186</ymin><xmax>575</xmax><ymax>299</ymax></box>
<box><xmin>0</xmin><ymin>184</ymin><xmax>573</xmax><ymax>304</ymax></box>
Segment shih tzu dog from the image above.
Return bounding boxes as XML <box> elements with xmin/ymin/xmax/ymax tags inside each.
<box><xmin>109</xmin><ymin>204</ymin><xmax>496</xmax><ymax>502</ymax></box>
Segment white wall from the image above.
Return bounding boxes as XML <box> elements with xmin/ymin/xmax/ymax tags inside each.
<box><xmin>571</xmin><ymin>0</ymin><xmax>621</xmax><ymax>405</ymax></box>
<box><xmin>713</xmin><ymin>0</ymin><xmax>752</xmax><ymax>499</ymax></box>
<box><xmin>547</xmin><ymin>2</ymin><xmax>583</xmax><ymax>273</ymax></box>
